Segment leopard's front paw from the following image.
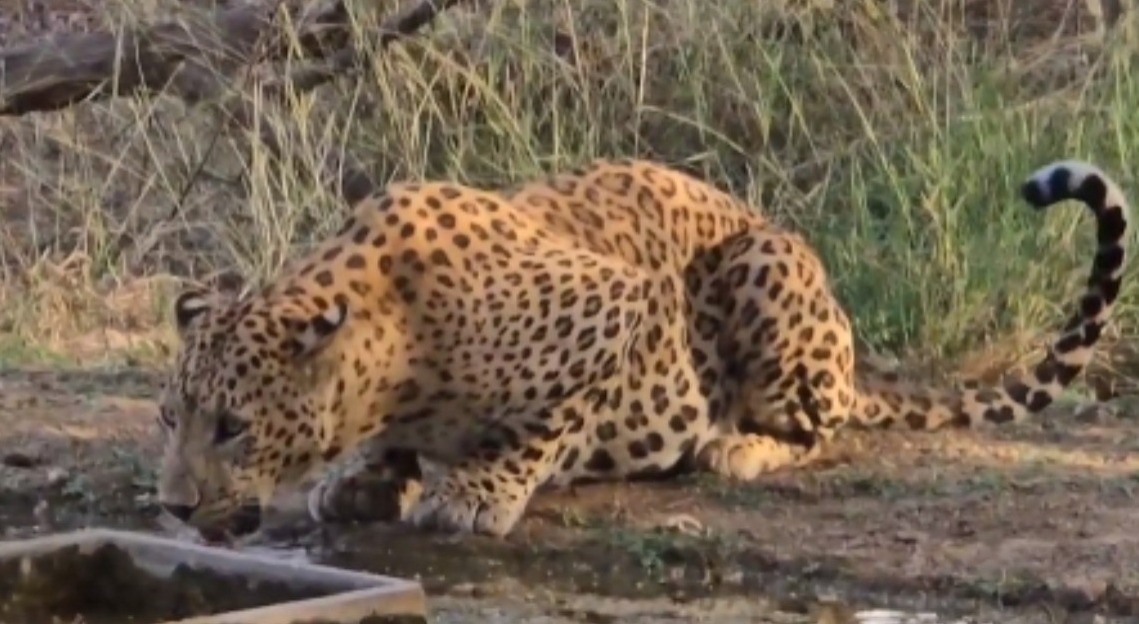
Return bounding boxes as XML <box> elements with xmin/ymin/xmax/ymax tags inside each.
<box><xmin>306</xmin><ymin>466</ymin><xmax>422</xmax><ymax>525</ymax></box>
<box><xmin>406</xmin><ymin>475</ymin><xmax>528</xmax><ymax>537</ymax></box>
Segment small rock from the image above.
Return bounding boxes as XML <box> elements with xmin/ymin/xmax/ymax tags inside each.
<box><xmin>33</xmin><ymin>499</ymin><xmax>50</xmax><ymax>523</ymax></box>
<box><xmin>892</xmin><ymin>530</ymin><xmax>925</xmax><ymax>545</ymax></box>
<box><xmin>721</xmin><ymin>567</ymin><xmax>744</xmax><ymax>585</ymax></box>
<box><xmin>448</xmin><ymin>582</ymin><xmax>478</xmax><ymax>596</ymax></box>
<box><xmin>46</xmin><ymin>467</ymin><xmax>70</xmax><ymax>486</ymax></box>
<box><xmin>659</xmin><ymin>513</ymin><xmax>705</xmax><ymax>536</ymax></box>
<box><xmin>853</xmin><ymin>609</ymin><xmax>940</xmax><ymax>623</ymax></box>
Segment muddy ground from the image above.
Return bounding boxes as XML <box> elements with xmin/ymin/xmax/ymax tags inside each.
<box><xmin>2</xmin><ymin>366</ymin><xmax>1139</xmax><ymax>623</ymax></box>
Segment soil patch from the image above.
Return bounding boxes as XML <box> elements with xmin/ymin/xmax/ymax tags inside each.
<box><xmin>2</xmin><ymin>367</ymin><xmax>1139</xmax><ymax>622</ymax></box>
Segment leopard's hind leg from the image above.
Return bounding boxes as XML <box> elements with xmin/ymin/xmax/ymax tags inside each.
<box><xmin>689</xmin><ymin>226</ymin><xmax>858</xmax><ymax>481</ymax></box>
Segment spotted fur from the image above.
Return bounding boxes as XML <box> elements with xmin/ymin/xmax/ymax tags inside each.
<box><xmin>155</xmin><ymin>158</ymin><xmax>1129</xmax><ymax>538</ymax></box>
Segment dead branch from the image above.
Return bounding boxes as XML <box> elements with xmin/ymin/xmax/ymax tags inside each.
<box><xmin>0</xmin><ymin>0</ymin><xmax>472</xmax><ymax>205</ymax></box>
<box><xmin>0</xmin><ymin>0</ymin><xmax>352</xmax><ymax>116</ymax></box>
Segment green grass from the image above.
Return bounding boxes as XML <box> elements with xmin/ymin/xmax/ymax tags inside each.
<box><xmin>0</xmin><ymin>0</ymin><xmax>1135</xmax><ymax>377</ymax></box>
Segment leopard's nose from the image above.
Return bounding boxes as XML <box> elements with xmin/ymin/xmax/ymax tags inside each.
<box><xmin>161</xmin><ymin>503</ymin><xmax>197</xmax><ymax>522</ymax></box>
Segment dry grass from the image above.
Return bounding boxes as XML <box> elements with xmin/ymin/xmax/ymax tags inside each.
<box><xmin>0</xmin><ymin>0</ymin><xmax>1136</xmax><ymax>391</ymax></box>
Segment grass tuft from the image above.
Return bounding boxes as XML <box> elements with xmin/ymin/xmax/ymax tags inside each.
<box><xmin>0</xmin><ymin>0</ymin><xmax>1134</xmax><ymax>392</ymax></box>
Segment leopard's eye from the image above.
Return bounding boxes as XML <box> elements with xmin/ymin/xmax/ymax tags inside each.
<box><xmin>214</xmin><ymin>412</ymin><xmax>249</xmax><ymax>445</ymax></box>
<box><xmin>157</xmin><ymin>407</ymin><xmax>177</xmax><ymax>430</ymax></box>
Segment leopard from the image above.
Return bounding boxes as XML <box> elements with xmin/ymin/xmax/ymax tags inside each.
<box><xmin>155</xmin><ymin>157</ymin><xmax>1129</xmax><ymax>540</ymax></box>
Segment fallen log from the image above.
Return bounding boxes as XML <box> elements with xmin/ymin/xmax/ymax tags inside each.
<box><xmin>0</xmin><ymin>0</ymin><xmax>474</xmax><ymax>203</ymax></box>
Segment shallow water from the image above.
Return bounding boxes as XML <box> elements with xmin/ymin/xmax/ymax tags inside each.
<box><xmin>0</xmin><ymin>541</ymin><xmax>329</xmax><ymax>624</ymax></box>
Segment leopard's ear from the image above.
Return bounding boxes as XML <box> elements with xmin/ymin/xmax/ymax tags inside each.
<box><xmin>173</xmin><ymin>288</ymin><xmax>217</xmax><ymax>336</ymax></box>
<box><xmin>282</xmin><ymin>299</ymin><xmax>349</xmax><ymax>362</ymax></box>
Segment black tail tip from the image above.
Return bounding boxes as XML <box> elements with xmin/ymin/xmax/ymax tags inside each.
<box><xmin>1020</xmin><ymin>178</ymin><xmax>1048</xmax><ymax>209</ymax></box>
<box><xmin>1023</xmin><ymin>160</ymin><xmax>1120</xmax><ymax>215</ymax></box>
<box><xmin>1021</xmin><ymin>165</ymin><xmax>1072</xmax><ymax>210</ymax></box>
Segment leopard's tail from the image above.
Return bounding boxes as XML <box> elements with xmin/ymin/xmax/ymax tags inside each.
<box><xmin>851</xmin><ymin>160</ymin><xmax>1130</xmax><ymax>430</ymax></box>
